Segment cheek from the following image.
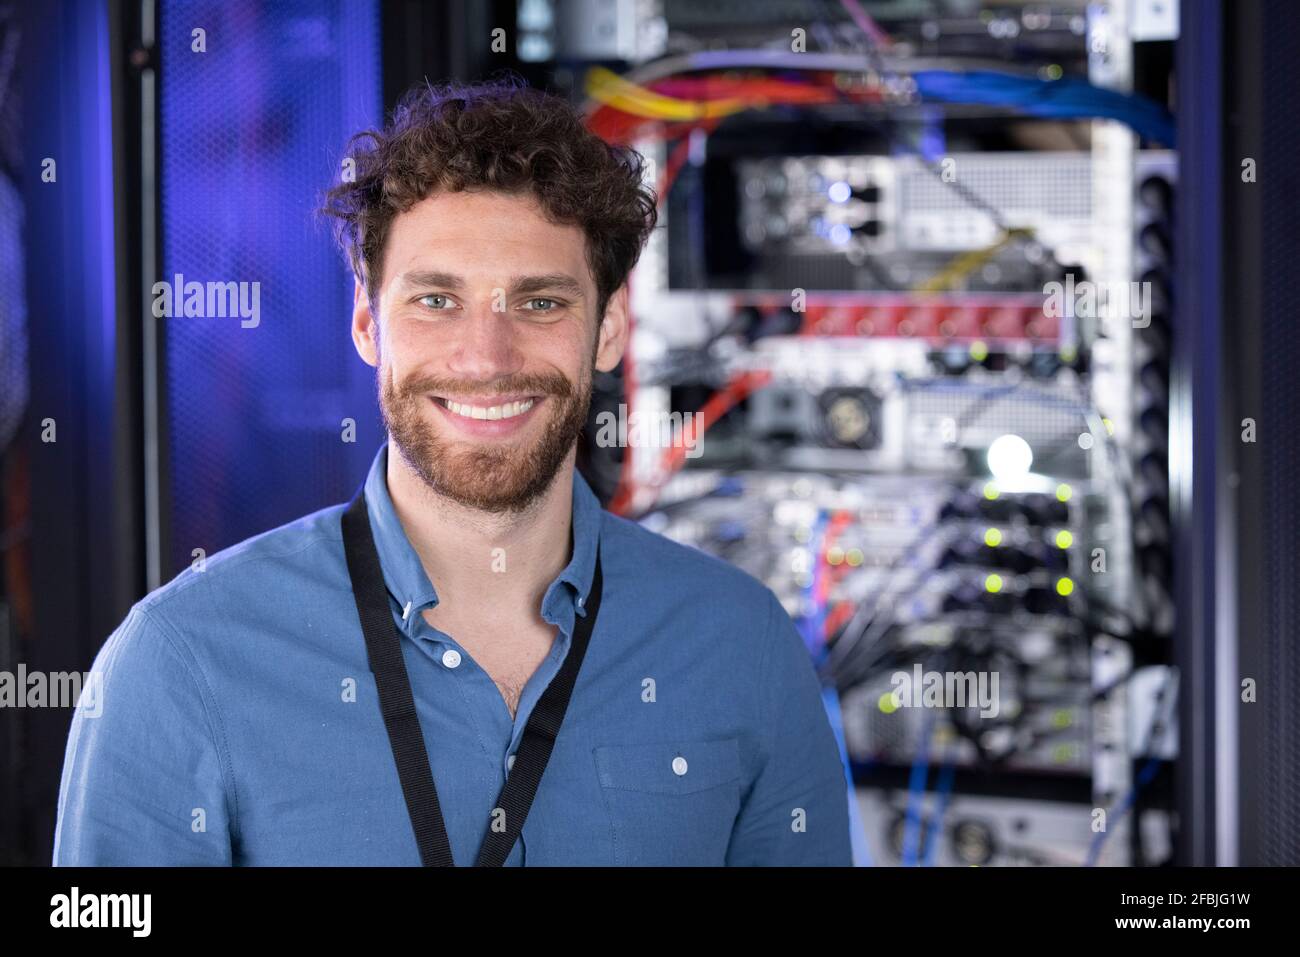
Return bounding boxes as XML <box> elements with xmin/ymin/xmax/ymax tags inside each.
<box><xmin>548</xmin><ymin>334</ymin><xmax>589</xmax><ymax>375</ymax></box>
<box><xmin>543</xmin><ymin>321</ymin><xmax>597</xmax><ymax>365</ymax></box>
<box><xmin>380</xmin><ymin>321</ymin><xmax>436</xmax><ymax>375</ymax></box>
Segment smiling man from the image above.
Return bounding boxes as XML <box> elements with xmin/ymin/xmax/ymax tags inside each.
<box><xmin>53</xmin><ymin>77</ymin><xmax>853</xmax><ymax>866</ymax></box>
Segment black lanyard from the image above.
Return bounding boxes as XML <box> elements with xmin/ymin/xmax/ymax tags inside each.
<box><xmin>340</xmin><ymin>491</ymin><xmax>603</xmax><ymax>866</ymax></box>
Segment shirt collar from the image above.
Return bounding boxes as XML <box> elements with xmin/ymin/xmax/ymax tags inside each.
<box><xmin>360</xmin><ymin>442</ymin><xmax>602</xmax><ymax>635</ymax></box>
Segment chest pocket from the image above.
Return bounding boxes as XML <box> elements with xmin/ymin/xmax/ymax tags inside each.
<box><xmin>593</xmin><ymin>737</ymin><xmax>744</xmax><ymax>866</ymax></box>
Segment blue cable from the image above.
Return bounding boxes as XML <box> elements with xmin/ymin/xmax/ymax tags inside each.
<box><xmin>800</xmin><ymin>510</ymin><xmax>829</xmax><ymax>656</ymax></box>
<box><xmin>900</xmin><ymin>707</ymin><xmax>937</xmax><ymax>866</ymax></box>
<box><xmin>913</xmin><ymin>70</ymin><xmax>1175</xmax><ymax>146</ymax></box>
<box><xmin>922</xmin><ymin>757</ymin><xmax>957</xmax><ymax>866</ymax></box>
<box><xmin>1084</xmin><ymin>756</ymin><xmax>1161</xmax><ymax>866</ymax></box>
<box><xmin>821</xmin><ymin>685</ymin><xmax>874</xmax><ymax>867</ymax></box>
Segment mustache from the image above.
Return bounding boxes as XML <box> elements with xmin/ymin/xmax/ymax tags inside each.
<box><xmin>393</xmin><ymin>372</ymin><xmax>574</xmax><ymax>399</ymax></box>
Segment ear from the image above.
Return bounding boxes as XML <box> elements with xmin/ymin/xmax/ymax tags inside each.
<box><xmin>594</xmin><ymin>283</ymin><xmax>630</xmax><ymax>373</ymax></box>
<box><xmin>351</xmin><ymin>277</ymin><xmax>379</xmax><ymax>367</ymax></box>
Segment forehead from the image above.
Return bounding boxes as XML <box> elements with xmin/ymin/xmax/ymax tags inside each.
<box><xmin>382</xmin><ymin>189</ymin><xmax>590</xmax><ymax>289</ymax></box>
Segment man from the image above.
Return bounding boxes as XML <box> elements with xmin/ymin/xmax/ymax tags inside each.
<box><xmin>53</xmin><ymin>77</ymin><xmax>853</xmax><ymax>866</ymax></box>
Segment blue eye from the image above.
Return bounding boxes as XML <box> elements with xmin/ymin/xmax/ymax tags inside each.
<box><xmin>417</xmin><ymin>294</ymin><xmax>451</xmax><ymax>309</ymax></box>
<box><xmin>525</xmin><ymin>298</ymin><xmax>557</xmax><ymax>311</ymax></box>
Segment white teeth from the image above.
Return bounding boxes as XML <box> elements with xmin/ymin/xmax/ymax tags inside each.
<box><xmin>444</xmin><ymin>398</ymin><xmax>535</xmax><ymax>421</ymax></box>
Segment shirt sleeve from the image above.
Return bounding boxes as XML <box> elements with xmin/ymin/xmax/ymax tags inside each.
<box><xmin>53</xmin><ymin>604</ymin><xmax>236</xmax><ymax>865</ymax></box>
<box><xmin>725</xmin><ymin>591</ymin><xmax>854</xmax><ymax>866</ymax></box>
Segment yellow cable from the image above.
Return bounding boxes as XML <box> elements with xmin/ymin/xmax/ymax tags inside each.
<box><xmin>911</xmin><ymin>228</ymin><xmax>1034</xmax><ymax>293</ymax></box>
<box><xmin>584</xmin><ymin>66</ymin><xmax>748</xmax><ymax>121</ymax></box>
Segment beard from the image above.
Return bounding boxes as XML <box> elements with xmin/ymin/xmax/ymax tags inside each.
<box><xmin>378</xmin><ymin>357</ymin><xmax>593</xmax><ymax>515</ymax></box>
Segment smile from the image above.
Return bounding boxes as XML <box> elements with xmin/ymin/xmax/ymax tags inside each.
<box><xmin>429</xmin><ymin>394</ymin><xmax>547</xmax><ymax>437</ymax></box>
<box><xmin>437</xmin><ymin>397</ymin><xmax>537</xmax><ymax>420</ymax></box>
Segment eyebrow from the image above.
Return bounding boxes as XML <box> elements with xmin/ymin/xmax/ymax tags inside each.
<box><xmin>394</xmin><ymin>270</ymin><xmax>585</xmax><ymax>299</ymax></box>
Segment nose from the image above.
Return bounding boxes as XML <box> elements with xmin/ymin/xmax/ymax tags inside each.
<box><xmin>446</xmin><ymin>303</ymin><xmax>523</xmax><ymax>383</ymax></box>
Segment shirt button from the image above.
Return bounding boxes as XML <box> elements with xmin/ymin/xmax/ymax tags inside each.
<box><xmin>441</xmin><ymin>649</ymin><xmax>462</xmax><ymax>669</ymax></box>
<box><xmin>672</xmin><ymin>756</ymin><xmax>688</xmax><ymax>776</ymax></box>
<box><xmin>576</xmin><ymin>595</ymin><xmax>585</xmax><ymax>610</ymax></box>
<box><xmin>507</xmin><ymin>754</ymin><xmax>517</xmax><ymax>771</ymax></box>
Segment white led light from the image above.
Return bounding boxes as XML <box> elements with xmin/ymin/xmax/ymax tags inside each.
<box><xmin>987</xmin><ymin>434</ymin><xmax>1034</xmax><ymax>480</ymax></box>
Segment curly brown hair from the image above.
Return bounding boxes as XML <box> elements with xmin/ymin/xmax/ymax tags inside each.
<box><xmin>321</xmin><ymin>74</ymin><xmax>658</xmax><ymax>324</ymax></box>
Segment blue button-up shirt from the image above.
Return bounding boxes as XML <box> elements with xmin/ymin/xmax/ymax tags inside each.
<box><xmin>54</xmin><ymin>443</ymin><xmax>852</xmax><ymax>865</ymax></box>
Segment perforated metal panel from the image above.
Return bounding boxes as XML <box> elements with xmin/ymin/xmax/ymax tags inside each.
<box><xmin>159</xmin><ymin>0</ymin><xmax>382</xmax><ymax>576</ymax></box>
<box><xmin>1254</xmin><ymin>6</ymin><xmax>1300</xmax><ymax>867</ymax></box>
<box><xmin>899</xmin><ymin>154</ymin><xmax>1093</xmax><ymax>218</ymax></box>
<box><xmin>897</xmin><ymin>153</ymin><xmax>1093</xmax><ymax>253</ymax></box>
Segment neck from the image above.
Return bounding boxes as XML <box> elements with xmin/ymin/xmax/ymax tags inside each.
<box><xmin>384</xmin><ymin>443</ymin><xmax>576</xmax><ymax>620</ymax></box>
